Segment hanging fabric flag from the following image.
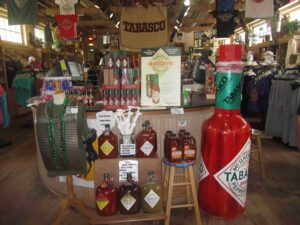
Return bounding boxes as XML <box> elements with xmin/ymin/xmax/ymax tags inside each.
<box><xmin>216</xmin><ymin>0</ymin><xmax>234</xmax><ymax>11</ymax></box>
<box><xmin>54</xmin><ymin>15</ymin><xmax>79</xmax><ymax>39</ymax></box>
<box><xmin>55</xmin><ymin>0</ymin><xmax>78</xmax><ymax>15</ymax></box>
<box><xmin>7</xmin><ymin>0</ymin><xmax>38</xmax><ymax>25</ymax></box>
<box><xmin>245</xmin><ymin>0</ymin><xmax>274</xmax><ymax>18</ymax></box>
<box><xmin>120</xmin><ymin>6</ymin><xmax>168</xmax><ymax>52</ymax></box>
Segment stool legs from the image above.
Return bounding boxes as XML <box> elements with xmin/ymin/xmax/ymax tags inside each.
<box><xmin>188</xmin><ymin>167</ymin><xmax>202</xmax><ymax>225</ymax></box>
<box><xmin>164</xmin><ymin>166</ymin><xmax>202</xmax><ymax>225</ymax></box>
<box><xmin>165</xmin><ymin>167</ymin><xmax>175</xmax><ymax>225</ymax></box>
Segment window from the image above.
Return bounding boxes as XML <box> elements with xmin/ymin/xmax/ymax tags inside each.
<box><xmin>248</xmin><ymin>20</ymin><xmax>272</xmax><ymax>46</ymax></box>
<box><xmin>0</xmin><ymin>16</ymin><xmax>23</xmax><ymax>44</ymax></box>
<box><xmin>34</xmin><ymin>27</ymin><xmax>45</xmax><ymax>42</ymax></box>
<box><xmin>289</xmin><ymin>8</ymin><xmax>300</xmax><ymax>21</ymax></box>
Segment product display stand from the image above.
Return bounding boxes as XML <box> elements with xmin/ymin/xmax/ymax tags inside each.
<box><xmin>89</xmin><ymin>157</ymin><xmax>166</xmax><ymax>224</ymax></box>
<box><xmin>51</xmin><ymin>175</ymin><xmax>93</xmax><ymax>225</ymax></box>
<box><xmin>163</xmin><ymin>159</ymin><xmax>202</xmax><ymax>225</ymax></box>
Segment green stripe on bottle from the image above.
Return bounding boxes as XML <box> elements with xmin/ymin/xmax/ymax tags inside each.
<box><xmin>216</xmin><ymin>72</ymin><xmax>243</xmax><ymax>110</ymax></box>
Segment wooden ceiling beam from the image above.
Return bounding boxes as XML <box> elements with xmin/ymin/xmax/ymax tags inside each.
<box><xmin>77</xmin><ymin>20</ymin><xmax>114</xmax><ymax>27</ymax></box>
<box><xmin>43</xmin><ymin>6</ymin><xmax>100</xmax><ymax>16</ymax></box>
<box><xmin>180</xmin><ymin>25</ymin><xmax>214</xmax><ymax>33</ymax></box>
<box><xmin>182</xmin><ymin>16</ymin><xmax>216</xmax><ymax>25</ymax></box>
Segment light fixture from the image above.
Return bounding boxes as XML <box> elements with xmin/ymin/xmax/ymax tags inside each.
<box><xmin>109</xmin><ymin>12</ymin><xmax>114</xmax><ymax>19</ymax></box>
<box><xmin>176</xmin><ymin>19</ymin><xmax>180</xmax><ymax>24</ymax></box>
<box><xmin>115</xmin><ymin>21</ymin><xmax>120</xmax><ymax>27</ymax></box>
<box><xmin>186</xmin><ymin>7</ymin><xmax>190</xmax><ymax>12</ymax></box>
<box><xmin>174</xmin><ymin>25</ymin><xmax>179</xmax><ymax>30</ymax></box>
<box><xmin>184</xmin><ymin>11</ymin><xmax>188</xmax><ymax>17</ymax></box>
<box><xmin>184</xmin><ymin>0</ymin><xmax>190</xmax><ymax>6</ymax></box>
<box><xmin>94</xmin><ymin>4</ymin><xmax>100</xmax><ymax>9</ymax></box>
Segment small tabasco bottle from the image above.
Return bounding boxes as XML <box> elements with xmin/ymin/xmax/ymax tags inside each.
<box><xmin>152</xmin><ymin>74</ymin><xmax>160</xmax><ymax>104</ymax></box>
<box><xmin>98</xmin><ymin>125</ymin><xmax>118</xmax><ymax>159</ymax></box>
<box><xmin>168</xmin><ymin>134</ymin><xmax>182</xmax><ymax>163</ymax></box>
<box><xmin>95</xmin><ymin>173</ymin><xmax>118</xmax><ymax>216</ymax></box>
<box><xmin>142</xmin><ymin>171</ymin><xmax>163</xmax><ymax>213</ymax></box>
<box><xmin>118</xmin><ymin>173</ymin><xmax>141</xmax><ymax>214</ymax></box>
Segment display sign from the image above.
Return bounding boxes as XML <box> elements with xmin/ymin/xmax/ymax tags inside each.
<box><xmin>120</xmin><ymin>6</ymin><xmax>168</xmax><ymax>52</ymax></box>
<box><xmin>119</xmin><ymin>160</ymin><xmax>139</xmax><ymax>182</ymax></box>
<box><xmin>141</xmin><ymin>47</ymin><xmax>181</xmax><ymax>107</ymax></box>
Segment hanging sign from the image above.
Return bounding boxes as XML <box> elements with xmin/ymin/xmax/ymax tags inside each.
<box><xmin>141</xmin><ymin>47</ymin><xmax>181</xmax><ymax>107</ymax></box>
<box><xmin>55</xmin><ymin>0</ymin><xmax>78</xmax><ymax>15</ymax></box>
<box><xmin>120</xmin><ymin>6</ymin><xmax>168</xmax><ymax>52</ymax></box>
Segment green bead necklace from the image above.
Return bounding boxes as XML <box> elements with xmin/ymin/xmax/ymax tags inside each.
<box><xmin>45</xmin><ymin>96</ymin><xmax>70</xmax><ymax>169</ymax></box>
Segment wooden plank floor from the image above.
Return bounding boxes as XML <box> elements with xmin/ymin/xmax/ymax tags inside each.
<box><xmin>0</xmin><ymin>114</ymin><xmax>300</xmax><ymax>225</ymax></box>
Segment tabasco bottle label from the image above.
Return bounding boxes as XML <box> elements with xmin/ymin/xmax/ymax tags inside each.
<box><xmin>171</xmin><ymin>147</ymin><xmax>182</xmax><ymax>159</ymax></box>
<box><xmin>184</xmin><ymin>145</ymin><xmax>195</xmax><ymax>158</ymax></box>
<box><xmin>216</xmin><ymin>72</ymin><xmax>243</xmax><ymax>110</ymax></box>
<box><xmin>121</xmin><ymin>193</ymin><xmax>136</xmax><ymax>210</ymax></box>
<box><xmin>100</xmin><ymin>140</ymin><xmax>114</xmax><ymax>156</ymax></box>
<box><xmin>199</xmin><ymin>153</ymin><xmax>209</xmax><ymax>181</ymax></box>
<box><xmin>144</xmin><ymin>190</ymin><xmax>160</xmax><ymax>208</ymax></box>
<box><xmin>213</xmin><ymin>138</ymin><xmax>251</xmax><ymax>207</ymax></box>
<box><xmin>140</xmin><ymin>141</ymin><xmax>154</xmax><ymax>156</ymax></box>
<box><xmin>96</xmin><ymin>193</ymin><xmax>110</xmax><ymax>210</ymax></box>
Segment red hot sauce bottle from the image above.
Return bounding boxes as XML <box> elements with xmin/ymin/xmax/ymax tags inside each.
<box><xmin>118</xmin><ymin>173</ymin><xmax>141</xmax><ymax>215</ymax></box>
<box><xmin>198</xmin><ymin>44</ymin><xmax>251</xmax><ymax>219</ymax></box>
<box><xmin>136</xmin><ymin>121</ymin><xmax>157</xmax><ymax>158</ymax></box>
<box><xmin>98</xmin><ymin>125</ymin><xmax>118</xmax><ymax>159</ymax></box>
<box><xmin>95</xmin><ymin>173</ymin><xmax>118</xmax><ymax>216</ymax></box>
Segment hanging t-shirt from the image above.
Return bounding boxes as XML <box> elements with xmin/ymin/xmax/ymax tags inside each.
<box><xmin>7</xmin><ymin>0</ymin><xmax>38</xmax><ymax>25</ymax></box>
<box><xmin>55</xmin><ymin>0</ymin><xmax>78</xmax><ymax>15</ymax></box>
<box><xmin>215</xmin><ymin>11</ymin><xmax>235</xmax><ymax>38</ymax></box>
<box><xmin>55</xmin><ymin>15</ymin><xmax>79</xmax><ymax>39</ymax></box>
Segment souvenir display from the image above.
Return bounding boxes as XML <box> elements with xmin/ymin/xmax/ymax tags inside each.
<box><xmin>199</xmin><ymin>45</ymin><xmax>251</xmax><ymax>219</ymax></box>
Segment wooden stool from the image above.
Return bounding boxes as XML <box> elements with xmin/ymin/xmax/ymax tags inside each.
<box><xmin>163</xmin><ymin>159</ymin><xmax>202</xmax><ymax>225</ymax></box>
<box><xmin>250</xmin><ymin>129</ymin><xmax>266</xmax><ymax>180</ymax></box>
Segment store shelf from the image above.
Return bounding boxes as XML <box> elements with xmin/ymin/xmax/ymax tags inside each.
<box><xmin>89</xmin><ymin>212</ymin><xmax>166</xmax><ymax>224</ymax></box>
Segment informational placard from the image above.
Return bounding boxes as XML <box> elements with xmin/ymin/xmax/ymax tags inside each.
<box><xmin>119</xmin><ymin>160</ymin><xmax>138</xmax><ymax>182</ymax></box>
<box><xmin>141</xmin><ymin>47</ymin><xmax>181</xmax><ymax>107</ymax></box>
<box><xmin>120</xmin><ymin>144</ymin><xmax>136</xmax><ymax>156</ymax></box>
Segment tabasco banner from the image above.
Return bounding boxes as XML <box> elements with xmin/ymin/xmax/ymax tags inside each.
<box><xmin>120</xmin><ymin>6</ymin><xmax>168</xmax><ymax>52</ymax></box>
<box><xmin>141</xmin><ymin>47</ymin><xmax>181</xmax><ymax>107</ymax></box>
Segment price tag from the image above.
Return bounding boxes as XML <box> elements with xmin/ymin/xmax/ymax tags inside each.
<box><xmin>120</xmin><ymin>144</ymin><xmax>136</xmax><ymax>156</ymax></box>
<box><xmin>170</xmin><ymin>107</ymin><xmax>184</xmax><ymax>114</ymax></box>
<box><xmin>119</xmin><ymin>160</ymin><xmax>139</xmax><ymax>182</ymax></box>
<box><xmin>178</xmin><ymin>120</ymin><xmax>187</xmax><ymax>128</ymax></box>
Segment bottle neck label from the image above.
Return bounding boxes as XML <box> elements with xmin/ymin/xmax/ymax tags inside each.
<box><xmin>216</xmin><ymin>72</ymin><xmax>243</xmax><ymax>110</ymax></box>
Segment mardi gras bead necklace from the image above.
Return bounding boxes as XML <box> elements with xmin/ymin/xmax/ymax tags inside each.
<box><xmin>45</xmin><ymin>96</ymin><xmax>70</xmax><ymax>169</ymax></box>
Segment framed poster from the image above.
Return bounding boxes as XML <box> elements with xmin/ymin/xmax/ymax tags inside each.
<box><xmin>141</xmin><ymin>47</ymin><xmax>181</xmax><ymax>107</ymax></box>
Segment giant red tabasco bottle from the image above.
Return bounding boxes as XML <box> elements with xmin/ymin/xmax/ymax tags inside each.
<box><xmin>198</xmin><ymin>44</ymin><xmax>251</xmax><ymax>219</ymax></box>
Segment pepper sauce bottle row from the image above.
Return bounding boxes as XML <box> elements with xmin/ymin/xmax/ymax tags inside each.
<box><xmin>103</xmin><ymin>89</ymin><xmax>140</xmax><ymax>108</ymax></box>
<box><xmin>164</xmin><ymin>129</ymin><xmax>197</xmax><ymax>163</ymax></box>
<box><xmin>98</xmin><ymin>120</ymin><xmax>157</xmax><ymax>159</ymax></box>
<box><xmin>95</xmin><ymin>172</ymin><xmax>163</xmax><ymax>216</ymax></box>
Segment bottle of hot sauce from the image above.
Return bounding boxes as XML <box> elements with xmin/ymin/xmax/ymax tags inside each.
<box><xmin>164</xmin><ymin>131</ymin><xmax>173</xmax><ymax>159</ymax></box>
<box><xmin>142</xmin><ymin>171</ymin><xmax>163</xmax><ymax>213</ymax></box>
<box><xmin>136</xmin><ymin>121</ymin><xmax>157</xmax><ymax>158</ymax></box>
<box><xmin>182</xmin><ymin>132</ymin><xmax>196</xmax><ymax>162</ymax></box>
<box><xmin>118</xmin><ymin>173</ymin><xmax>141</xmax><ymax>215</ymax></box>
<box><xmin>198</xmin><ymin>44</ymin><xmax>251</xmax><ymax>219</ymax></box>
<box><xmin>152</xmin><ymin>74</ymin><xmax>160</xmax><ymax>104</ymax></box>
<box><xmin>95</xmin><ymin>173</ymin><xmax>118</xmax><ymax>216</ymax></box>
<box><xmin>167</xmin><ymin>134</ymin><xmax>182</xmax><ymax>163</ymax></box>
<box><xmin>98</xmin><ymin>125</ymin><xmax>118</xmax><ymax>159</ymax></box>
